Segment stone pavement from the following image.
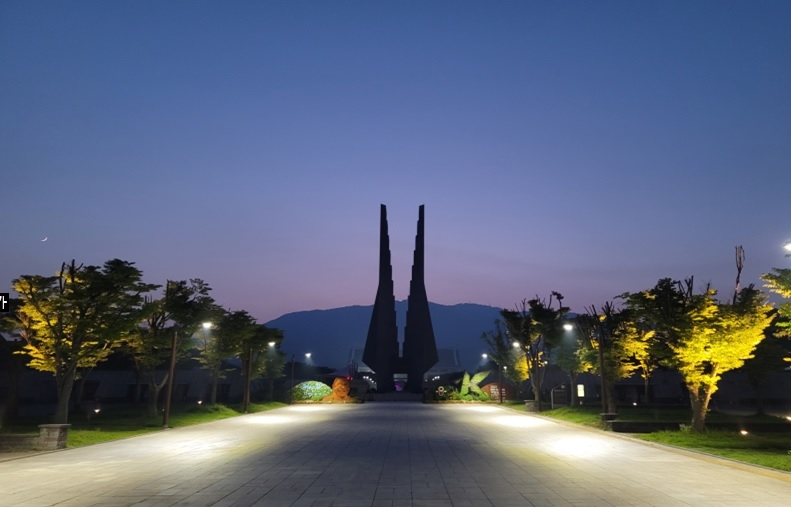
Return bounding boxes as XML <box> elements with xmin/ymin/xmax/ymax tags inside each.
<box><xmin>1</xmin><ymin>403</ymin><xmax>790</xmax><ymax>506</ymax></box>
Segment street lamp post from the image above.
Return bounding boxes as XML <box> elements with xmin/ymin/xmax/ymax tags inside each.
<box><xmin>290</xmin><ymin>352</ymin><xmax>311</xmax><ymax>404</ymax></box>
<box><xmin>163</xmin><ymin>322</ymin><xmax>211</xmax><ymax>428</ymax></box>
<box><xmin>290</xmin><ymin>354</ymin><xmax>296</xmax><ymax>404</ymax></box>
<box><xmin>242</xmin><ymin>344</ymin><xmax>254</xmax><ymax>413</ymax></box>
<box><xmin>162</xmin><ymin>329</ymin><xmax>178</xmax><ymax>428</ymax></box>
<box><xmin>483</xmin><ymin>353</ymin><xmax>504</xmax><ymax>404</ymax></box>
<box><xmin>500</xmin><ymin>366</ymin><xmax>507</xmax><ymax>404</ymax></box>
<box><xmin>597</xmin><ymin>327</ymin><xmax>608</xmax><ymax>415</ymax></box>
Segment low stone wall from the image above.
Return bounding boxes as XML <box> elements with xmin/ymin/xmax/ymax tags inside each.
<box><xmin>0</xmin><ymin>424</ymin><xmax>70</xmax><ymax>452</ymax></box>
<box><xmin>0</xmin><ymin>433</ymin><xmax>40</xmax><ymax>451</ymax></box>
<box><xmin>37</xmin><ymin>424</ymin><xmax>70</xmax><ymax>450</ymax></box>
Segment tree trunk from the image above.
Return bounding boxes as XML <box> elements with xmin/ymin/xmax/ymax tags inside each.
<box><xmin>242</xmin><ymin>356</ymin><xmax>252</xmax><ymax>413</ymax></box>
<box><xmin>266</xmin><ymin>378</ymin><xmax>274</xmax><ymax>402</ymax></box>
<box><xmin>605</xmin><ymin>379</ymin><xmax>617</xmax><ymax>415</ymax></box>
<box><xmin>569</xmin><ymin>372</ymin><xmax>578</xmax><ymax>406</ymax></box>
<box><xmin>146</xmin><ymin>371</ymin><xmax>167</xmax><ymax>418</ymax></box>
<box><xmin>210</xmin><ymin>371</ymin><xmax>218</xmax><ymax>405</ymax></box>
<box><xmin>644</xmin><ymin>375</ymin><xmax>651</xmax><ymax>404</ymax></box>
<box><xmin>54</xmin><ymin>371</ymin><xmax>77</xmax><ymax>424</ymax></box>
<box><xmin>531</xmin><ymin>364</ymin><xmax>542</xmax><ymax>412</ymax></box>
<box><xmin>688</xmin><ymin>385</ymin><xmax>712</xmax><ymax>432</ymax></box>
<box><xmin>75</xmin><ymin>368</ymin><xmax>94</xmax><ymax>406</ymax></box>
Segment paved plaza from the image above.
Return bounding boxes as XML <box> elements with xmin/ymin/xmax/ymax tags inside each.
<box><xmin>1</xmin><ymin>403</ymin><xmax>790</xmax><ymax>506</ymax></box>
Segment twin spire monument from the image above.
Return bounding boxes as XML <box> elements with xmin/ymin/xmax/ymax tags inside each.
<box><xmin>362</xmin><ymin>205</ymin><xmax>439</xmax><ymax>393</ymax></box>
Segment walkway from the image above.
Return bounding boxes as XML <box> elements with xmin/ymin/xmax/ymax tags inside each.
<box><xmin>1</xmin><ymin>403</ymin><xmax>790</xmax><ymax>506</ymax></box>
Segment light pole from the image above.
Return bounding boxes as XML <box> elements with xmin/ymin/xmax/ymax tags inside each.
<box><xmin>289</xmin><ymin>352</ymin><xmax>311</xmax><ymax>404</ymax></box>
<box><xmin>500</xmin><ymin>365</ymin><xmax>507</xmax><ymax>404</ymax></box>
<box><xmin>162</xmin><ymin>329</ymin><xmax>179</xmax><ymax>429</ymax></box>
<box><xmin>483</xmin><ymin>353</ymin><xmax>505</xmax><ymax>404</ymax></box>
<box><xmin>562</xmin><ymin>323</ymin><xmax>577</xmax><ymax>405</ymax></box>
<box><xmin>596</xmin><ymin>325</ymin><xmax>608</xmax><ymax>415</ymax></box>
<box><xmin>163</xmin><ymin>321</ymin><xmax>211</xmax><ymax>428</ymax></box>
<box><xmin>242</xmin><ymin>343</ymin><xmax>254</xmax><ymax>413</ymax></box>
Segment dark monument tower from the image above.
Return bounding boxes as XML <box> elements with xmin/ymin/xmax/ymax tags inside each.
<box><xmin>363</xmin><ymin>204</ymin><xmax>438</xmax><ymax>393</ymax></box>
<box><xmin>403</xmin><ymin>205</ymin><xmax>439</xmax><ymax>392</ymax></box>
<box><xmin>362</xmin><ymin>205</ymin><xmax>399</xmax><ymax>393</ymax></box>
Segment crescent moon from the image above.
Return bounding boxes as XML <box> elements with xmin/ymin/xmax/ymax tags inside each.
<box><xmin>41</xmin><ymin>237</ymin><xmax>48</xmax><ymax>242</ymax></box>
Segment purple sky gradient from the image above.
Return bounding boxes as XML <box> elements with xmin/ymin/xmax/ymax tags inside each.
<box><xmin>2</xmin><ymin>1</ymin><xmax>791</xmax><ymax>324</ymax></box>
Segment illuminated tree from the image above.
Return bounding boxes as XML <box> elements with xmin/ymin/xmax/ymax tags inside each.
<box><xmin>575</xmin><ymin>305</ymin><xmax>641</xmax><ymax>414</ymax></box>
<box><xmin>126</xmin><ymin>279</ymin><xmax>215</xmax><ymax>417</ymax></box>
<box><xmin>480</xmin><ymin>319</ymin><xmax>527</xmax><ymax>385</ymax></box>
<box><xmin>225</xmin><ymin>314</ymin><xmax>285</xmax><ymax>411</ymax></box>
<box><xmin>619</xmin><ymin>319</ymin><xmax>657</xmax><ymax>403</ymax></box>
<box><xmin>255</xmin><ymin>326</ymin><xmax>286</xmax><ymax>402</ymax></box>
<box><xmin>194</xmin><ymin>306</ymin><xmax>236</xmax><ymax>404</ymax></box>
<box><xmin>500</xmin><ymin>293</ymin><xmax>569</xmax><ymax>411</ymax></box>
<box><xmin>622</xmin><ymin>278</ymin><xmax>772</xmax><ymax>432</ymax></box>
<box><xmin>762</xmin><ymin>266</ymin><xmax>791</xmax><ymax>343</ymax></box>
<box><xmin>742</xmin><ymin>327</ymin><xmax>790</xmax><ymax>414</ymax></box>
<box><xmin>12</xmin><ymin>259</ymin><xmax>155</xmax><ymax>423</ymax></box>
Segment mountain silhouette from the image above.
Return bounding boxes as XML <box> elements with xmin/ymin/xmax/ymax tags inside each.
<box><xmin>266</xmin><ymin>302</ymin><xmax>502</xmax><ymax>372</ymax></box>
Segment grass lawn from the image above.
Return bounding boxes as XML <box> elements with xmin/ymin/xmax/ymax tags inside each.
<box><xmin>635</xmin><ymin>430</ymin><xmax>791</xmax><ymax>472</ymax></box>
<box><xmin>2</xmin><ymin>402</ymin><xmax>286</xmax><ymax>448</ymax></box>
<box><xmin>514</xmin><ymin>404</ymin><xmax>791</xmax><ymax>472</ymax></box>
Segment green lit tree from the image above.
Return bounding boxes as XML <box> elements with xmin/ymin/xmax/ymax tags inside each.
<box><xmin>762</xmin><ymin>265</ymin><xmax>791</xmax><ymax>344</ymax></box>
<box><xmin>194</xmin><ymin>306</ymin><xmax>236</xmax><ymax>404</ymax></box>
<box><xmin>126</xmin><ymin>279</ymin><xmax>215</xmax><ymax>417</ymax></box>
<box><xmin>216</xmin><ymin>310</ymin><xmax>260</xmax><ymax>412</ymax></box>
<box><xmin>480</xmin><ymin>319</ymin><xmax>527</xmax><ymax>386</ymax></box>
<box><xmin>12</xmin><ymin>259</ymin><xmax>156</xmax><ymax>423</ymax></box>
<box><xmin>255</xmin><ymin>327</ymin><xmax>286</xmax><ymax>401</ymax></box>
<box><xmin>741</xmin><ymin>326</ymin><xmax>790</xmax><ymax>414</ymax></box>
<box><xmin>501</xmin><ymin>293</ymin><xmax>568</xmax><ymax>411</ymax></box>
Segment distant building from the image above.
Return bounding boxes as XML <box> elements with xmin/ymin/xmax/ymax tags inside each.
<box><xmin>349</xmin><ymin>347</ymin><xmax>461</xmax><ymax>386</ymax></box>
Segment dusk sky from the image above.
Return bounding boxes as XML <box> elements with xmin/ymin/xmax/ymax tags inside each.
<box><xmin>3</xmin><ymin>1</ymin><xmax>791</xmax><ymax>327</ymax></box>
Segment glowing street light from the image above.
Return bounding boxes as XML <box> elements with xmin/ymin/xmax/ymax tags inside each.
<box><xmin>563</xmin><ymin>323</ymin><xmax>573</xmax><ymax>331</ymax></box>
<box><xmin>164</xmin><ymin>321</ymin><xmax>212</xmax><ymax>427</ymax></box>
<box><xmin>290</xmin><ymin>352</ymin><xmax>313</xmax><ymax>404</ymax></box>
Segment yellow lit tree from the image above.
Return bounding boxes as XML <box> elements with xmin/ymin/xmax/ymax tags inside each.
<box><xmin>761</xmin><ymin>266</ymin><xmax>791</xmax><ymax>347</ymax></box>
<box><xmin>623</xmin><ymin>278</ymin><xmax>772</xmax><ymax>432</ymax></box>
<box><xmin>12</xmin><ymin>259</ymin><xmax>156</xmax><ymax>423</ymax></box>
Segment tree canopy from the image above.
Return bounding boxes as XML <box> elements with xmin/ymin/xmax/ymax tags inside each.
<box><xmin>12</xmin><ymin>259</ymin><xmax>156</xmax><ymax>423</ymax></box>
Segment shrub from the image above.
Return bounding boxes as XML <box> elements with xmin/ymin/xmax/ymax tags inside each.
<box><xmin>291</xmin><ymin>381</ymin><xmax>332</xmax><ymax>401</ymax></box>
